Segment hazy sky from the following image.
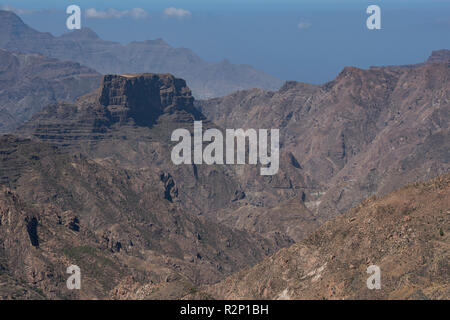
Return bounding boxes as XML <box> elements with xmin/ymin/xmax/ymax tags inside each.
<box><xmin>2</xmin><ymin>0</ymin><xmax>450</xmax><ymax>83</ymax></box>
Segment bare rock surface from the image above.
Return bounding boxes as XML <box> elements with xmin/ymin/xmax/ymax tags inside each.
<box><xmin>197</xmin><ymin>59</ymin><xmax>450</xmax><ymax>225</ymax></box>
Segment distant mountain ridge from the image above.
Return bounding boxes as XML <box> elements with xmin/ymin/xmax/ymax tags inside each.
<box><xmin>0</xmin><ymin>48</ymin><xmax>101</xmax><ymax>133</ymax></box>
<box><xmin>0</xmin><ymin>10</ymin><xmax>283</xmax><ymax>98</ymax></box>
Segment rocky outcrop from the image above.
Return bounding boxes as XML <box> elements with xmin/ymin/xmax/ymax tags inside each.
<box><xmin>197</xmin><ymin>59</ymin><xmax>450</xmax><ymax>225</ymax></box>
<box><xmin>99</xmin><ymin>74</ymin><xmax>202</xmax><ymax>126</ymax></box>
<box><xmin>160</xmin><ymin>172</ymin><xmax>178</xmax><ymax>202</ymax></box>
<box><xmin>427</xmin><ymin>50</ymin><xmax>450</xmax><ymax>63</ymax></box>
<box><xmin>19</xmin><ymin>73</ymin><xmax>203</xmax><ymax>144</ymax></box>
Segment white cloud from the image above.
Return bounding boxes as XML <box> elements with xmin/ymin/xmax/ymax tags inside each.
<box><xmin>86</xmin><ymin>8</ymin><xmax>148</xmax><ymax>20</ymax></box>
<box><xmin>163</xmin><ymin>7</ymin><xmax>191</xmax><ymax>18</ymax></box>
<box><xmin>128</xmin><ymin>8</ymin><xmax>148</xmax><ymax>19</ymax></box>
<box><xmin>298</xmin><ymin>21</ymin><xmax>312</xmax><ymax>30</ymax></box>
<box><xmin>0</xmin><ymin>5</ymin><xmax>36</xmax><ymax>14</ymax></box>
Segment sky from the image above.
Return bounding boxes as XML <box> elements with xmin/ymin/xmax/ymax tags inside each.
<box><xmin>1</xmin><ymin>0</ymin><xmax>449</xmax><ymax>84</ymax></box>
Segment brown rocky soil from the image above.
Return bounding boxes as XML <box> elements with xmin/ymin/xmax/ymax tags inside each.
<box><xmin>201</xmin><ymin>174</ymin><xmax>450</xmax><ymax>300</ymax></box>
<box><xmin>197</xmin><ymin>58</ymin><xmax>450</xmax><ymax>234</ymax></box>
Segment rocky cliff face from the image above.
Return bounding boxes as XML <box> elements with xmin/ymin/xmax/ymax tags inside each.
<box><xmin>427</xmin><ymin>50</ymin><xmax>450</xmax><ymax>63</ymax></box>
<box><xmin>1</xmin><ymin>73</ymin><xmax>294</xmax><ymax>299</ymax></box>
<box><xmin>0</xmin><ymin>49</ymin><xmax>101</xmax><ymax>133</ymax></box>
<box><xmin>20</xmin><ymin>73</ymin><xmax>202</xmax><ymax>141</ymax></box>
<box><xmin>0</xmin><ymin>10</ymin><xmax>283</xmax><ymax>98</ymax></box>
<box><xmin>98</xmin><ymin>74</ymin><xmax>202</xmax><ymax>126</ymax></box>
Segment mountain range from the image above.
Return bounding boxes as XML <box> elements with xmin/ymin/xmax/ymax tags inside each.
<box><xmin>1</xmin><ymin>74</ymin><xmax>289</xmax><ymax>299</ymax></box>
<box><xmin>2</xmin><ymin>57</ymin><xmax>447</xmax><ymax>299</ymax></box>
<box><xmin>197</xmin><ymin>173</ymin><xmax>449</xmax><ymax>300</ymax></box>
<box><xmin>0</xmin><ymin>49</ymin><xmax>100</xmax><ymax>133</ymax></box>
<box><xmin>196</xmin><ymin>57</ymin><xmax>450</xmax><ymax>228</ymax></box>
<box><xmin>0</xmin><ymin>10</ymin><xmax>283</xmax><ymax>99</ymax></box>
<box><xmin>0</xmin><ymin>8</ymin><xmax>448</xmax><ymax>300</ymax></box>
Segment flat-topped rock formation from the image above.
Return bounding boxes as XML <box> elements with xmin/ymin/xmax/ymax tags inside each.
<box><xmin>19</xmin><ymin>73</ymin><xmax>204</xmax><ymax>149</ymax></box>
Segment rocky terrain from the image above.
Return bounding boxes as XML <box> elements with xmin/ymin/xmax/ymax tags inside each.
<box><xmin>0</xmin><ymin>135</ymin><xmax>284</xmax><ymax>299</ymax></box>
<box><xmin>19</xmin><ymin>74</ymin><xmax>250</xmax><ymax>216</ymax></box>
<box><xmin>0</xmin><ymin>49</ymin><xmax>100</xmax><ymax>133</ymax></box>
<box><xmin>196</xmin><ymin>57</ymin><xmax>450</xmax><ymax>231</ymax></box>
<box><xmin>0</xmin><ymin>74</ymin><xmax>294</xmax><ymax>299</ymax></box>
<box><xmin>0</xmin><ymin>17</ymin><xmax>448</xmax><ymax>298</ymax></box>
<box><xmin>19</xmin><ymin>73</ymin><xmax>320</xmax><ymax>243</ymax></box>
<box><xmin>0</xmin><ymin>10</ymin><xmax>283</xmax><ymax>98</ymax></box>
<box><xmin>199</xmin><ymin>173</ymin><xmax>450</xmax><ymax>300</ymax></box>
